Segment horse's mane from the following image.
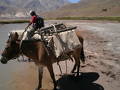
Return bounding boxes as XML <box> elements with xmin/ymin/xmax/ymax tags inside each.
<box><xmin>9</xmin><ymin>30</ymin><xmax>24</xmax><ymax>40</ymax></box>
<box><xmin>9</xmin><ymin>30</ymin><xmax>43</xmax><ymax>41</ymax></box>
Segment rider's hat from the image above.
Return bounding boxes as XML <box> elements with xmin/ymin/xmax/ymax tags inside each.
<box><xmin>29</xmin><ymin>10</ymin><xmax>36</xmax><ymax>16</ymax></box>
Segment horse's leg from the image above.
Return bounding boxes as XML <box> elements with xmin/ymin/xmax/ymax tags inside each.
<box><xmin>76</xmin><ymin>58</ymin><xmax>80</xmax><ymax>76</ymax></box>
<box><xmin>71</xmin><ymin>63</ymin><xmax>77</xmax><ymax>73</ymax></box>
<box><xmin>80</xmin><ymin>46</ymin><xmax>85</xmax><ymax>63</ymax></box>
<box><xmin>36</xmin><ymin>65</ymin><xmax>43</xmax><ymax>90</ymax></box>
<box><xmin>73</xmin><ymin>56</ymin><xmax>80</xmax><ymax>76</ymax></box>
<box><xmin>47</xmin><ymin>62</ymin><xmax>57</xmax><ymax>89</ymax></box>
<box><xmin>71</xmin><ymin>57</ymin><xmax>80</xmax><ymax>76</ymax></box>
<box><xmin>67</xmin><ymin>54</ymin><xmax>77</xmax><ymax>73</ymax></box>
<box><xmin>72</xmin><ymin>48</ymin><xmax>81</xmax><ymax>76</ymax></box>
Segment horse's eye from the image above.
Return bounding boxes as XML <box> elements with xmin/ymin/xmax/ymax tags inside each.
<box><xmin>5</xmin><ymin>44</ymin><xmax>11</xmax><ymax>49</ymax></box>
<box><xmin>5</xmin><ymin>47</ymin><xmax>9</xmax><ymax>50</ymax></box>
<box><xmin>8</xmin><ymin>33</ymin><xmax>10</xmax><ymax>37</ymax></box>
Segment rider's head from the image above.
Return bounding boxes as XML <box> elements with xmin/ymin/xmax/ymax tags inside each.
<box><xmin>29</xmin><ymin>10</ymin><xmax>36</xmax><ymax>16</ymax></box>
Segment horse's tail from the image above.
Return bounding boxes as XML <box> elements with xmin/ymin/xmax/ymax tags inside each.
<box><xmin>80</xmin><ymin>46</ymin><xmax>85</xmax><ymax>63</ymax></box>
<box><xmin>79</xmin><ymin>36</ymin><xmax>85</xmax><ymax>63</ymax></box>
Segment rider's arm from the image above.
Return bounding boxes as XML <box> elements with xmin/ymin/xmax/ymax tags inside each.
<box><xmin>25</xmin><ymin>16</ymin><xmax>36</xmax><ymax>31</ymax></box>
<box><xmin>25</xmin><ymin>22</ymin><xmax>32</xmax><ymax>30</ymax></box>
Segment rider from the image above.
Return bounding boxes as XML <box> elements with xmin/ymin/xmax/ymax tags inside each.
<box><xmin>24</xmin><ymin>10</ymin><xmax>50</xmax><ymax>54</ymax></box>
<box><xmin>25</xmin><ymin>10</ymin><xmax>44</xmax><ymax>39</ymax></box>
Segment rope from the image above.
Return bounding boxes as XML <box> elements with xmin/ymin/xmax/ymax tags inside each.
<box><xmin>52</xmin><ymin>24</ymin><xmax>69</xmax><ymax>75</ymax></box>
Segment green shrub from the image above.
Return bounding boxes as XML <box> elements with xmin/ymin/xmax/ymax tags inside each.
<box><xmin>0</xmin><ymin>20</ymin><xmax>29</xmax><ymax>24</ymax></box>
<box><xmin>55</xmin><ymin>17</ymin><xmax>120</xmax><ymax>22</ymax></box>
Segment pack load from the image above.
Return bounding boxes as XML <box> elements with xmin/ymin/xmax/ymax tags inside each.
<box><xmin>37</xmin><ymin>23</ymin><xmax>81</xmax><ymax>58</ymax></box>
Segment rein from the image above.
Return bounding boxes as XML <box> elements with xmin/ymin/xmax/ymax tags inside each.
<box><xmin>16</xmin><ymin>40</ymin><xmax>25</xmax><ymax>62</ymax></box>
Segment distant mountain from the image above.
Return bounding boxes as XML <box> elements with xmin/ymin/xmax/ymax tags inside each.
<box><xmin>0</xmin><ymin>0</ymin><xmax>69</xmax><ymax>17</ymax></box>
<box><xmin>43</xmin><ymin>0</ymin><xmax>120</xmax><ymax>18</ymax></box>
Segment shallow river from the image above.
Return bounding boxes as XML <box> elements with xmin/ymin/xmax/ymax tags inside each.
<box><xmin>0</xmin><ymin>23</ymin><xmax>28</xmax><ymax>90</ymax></box>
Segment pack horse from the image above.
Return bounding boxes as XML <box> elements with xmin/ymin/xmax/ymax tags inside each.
<box><xmin>0</xmin><ymin>23</ymin><xmax>85</xmax><ymax>90</ymax></box>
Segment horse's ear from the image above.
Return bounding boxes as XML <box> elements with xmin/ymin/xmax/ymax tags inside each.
<box><xmin>15</xmin><ymin>32</ymin><xmax>19</xmax><ymax>39</ymax></box>
<box><xmin>12</xmin><ymin>32</ymin><xmax>19</xmax><ymax>41</ymax></box>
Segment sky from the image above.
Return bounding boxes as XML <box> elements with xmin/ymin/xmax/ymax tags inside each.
<box><xmin>68</xmin><ymin>0</ymin><xmax>80</xmax><ymax>3</ymax></box>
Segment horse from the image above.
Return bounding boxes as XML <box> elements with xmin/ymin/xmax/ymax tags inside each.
<box><xmin>0</xmin><ymin>30</ymin><xmax>85</xmax><ymax>90</ymax></box>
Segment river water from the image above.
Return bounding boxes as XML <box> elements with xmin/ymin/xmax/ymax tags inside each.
<box><xmin>0</xmin><ymin>23</ymin><xmax>28</xmax><ymax>90</ymax></box>
<box><xmin>0</xmin><ymin>21</ymin><xmax>56</xmax><ymax>90</ymax></box>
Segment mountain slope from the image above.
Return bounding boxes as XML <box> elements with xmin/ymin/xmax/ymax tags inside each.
<box><xmin>43</xmin><ymin>0</ymin><xmax>120</xmax><ymax>18</ymax></box>
<box><xmin>0</xmin><ymin>0</ymin><xmax>69</xmax><ymax>17</ymax></box>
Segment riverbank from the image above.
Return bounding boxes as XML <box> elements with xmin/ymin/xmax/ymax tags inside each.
<box><xmin>0</xmin><ymin>16</ymin><xmax>120</xmax><ymax>24</ymax></box>
<box><xmin>0</xmin><ymin>20</ymin><xmax>29</xmax><ymax>24</ymax></box>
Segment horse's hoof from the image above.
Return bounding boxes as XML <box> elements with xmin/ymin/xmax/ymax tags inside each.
<box><xmin>54</xmin><ymin>88</ymin><xmax>58</xmax><ymax>90</ymax></box>
<box><xmin>71</xmin><ymin>70</ymin><xmax>74</xmax><ymax>73</ymax></box>
<box><xmin>35</xmin><ymin>88</ymin><xmax>43</xmax><ymax>90</ymax></box>
<box><xmin>35</xmin><ymin>88</ymin><xmax>39</xmax><ymax>90</ymax></box>
<box><xmin>54</xmin><ymin>86</ymin><xmax>60</xmax><ymax>90</ymax></box>
<box><xmin>35</xmin><ymin>87</ymin><xmax>41</xmax><ymax>90</ymax></box>
<box><xmin>35</xmin><ymin>85</ymin><xmax>42</xmax><ymax>90</ymax></box>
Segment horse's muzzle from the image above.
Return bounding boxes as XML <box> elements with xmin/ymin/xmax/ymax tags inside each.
<box><xmin>0</xmin><ymin>57</ymin><xmax>8</xmax><ymax>64</ymax></box>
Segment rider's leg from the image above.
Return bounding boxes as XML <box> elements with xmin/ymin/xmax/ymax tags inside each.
<box><xmin>27</xmin><ymin>28</ymin><xmax>36</xmax><ymax>39</ymax></box>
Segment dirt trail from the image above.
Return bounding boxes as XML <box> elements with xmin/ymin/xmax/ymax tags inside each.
<box><xmin>11</xmin><ymin>20</ymin><xmax>120</xmax><ymax>90</ymax></box>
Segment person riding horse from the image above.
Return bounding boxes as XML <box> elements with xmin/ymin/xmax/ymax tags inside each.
<box><xmin>25</xmin><ymin>10</ymin><xmax>44</xmax><ymax>39</ymax></box>
<box><xmin>24</xmin><ymin>10</ymin><xmax>51</xmax><ymax>55</ymax></box>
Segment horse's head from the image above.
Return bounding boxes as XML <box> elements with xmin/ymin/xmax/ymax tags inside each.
<box><xmin>0</xmin><ymin>32</ymin><xmax>20</xmax><ymax>64</ymax></box>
